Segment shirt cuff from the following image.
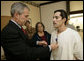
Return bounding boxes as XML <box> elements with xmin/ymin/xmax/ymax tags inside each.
<box><xmin>36</xmin><ymin>41</ymin><xmax>39</xmax><ymax>45</ymax></box>
<box><xmin>48</xmin><ymin>45</ymin><xmax>51</xmax><ymax>51</ymax></box>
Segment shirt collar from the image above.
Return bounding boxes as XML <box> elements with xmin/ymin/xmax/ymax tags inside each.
<box><xmin>11</xmin><ymin>19</ymin><xmax>21</xmax><ymax>29</ymax></box>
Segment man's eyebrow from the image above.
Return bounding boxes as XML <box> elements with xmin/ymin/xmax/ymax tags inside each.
<box><xmin>53</xmin><ymin>16</ymin><xmax>59</xmax><ymax>17</ymax></box>
<box><xmin>25</xmin><ymin>15</ymin><xmax>29</xmax><ymax>17</ymax></box>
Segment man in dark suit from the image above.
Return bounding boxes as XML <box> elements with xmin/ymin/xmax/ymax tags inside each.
<box><xmin>1</xmin><ymin>2</ymin><xmax>58</xmax><ymax>60</ymax></box>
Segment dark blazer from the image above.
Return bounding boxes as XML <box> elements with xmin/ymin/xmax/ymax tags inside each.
<box><xmin>1</xmin><ymin>20</ymin><xmax>50</xmax><ymax>60</ymax></box>
<box><xmin>32</xmin><ymin>31</ymin><xmax>51</xmax><ymax>47</ymax></box>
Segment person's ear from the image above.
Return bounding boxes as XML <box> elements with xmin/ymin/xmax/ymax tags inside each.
<box><xmin>63</xmin><ymin>18</ymin><xmax>66</xmax><ymax>23</ymax></box>
<box><xmin>14</xmin><ymin>12</ymin><xmax>19</xmax><ymax>19</ymax></box>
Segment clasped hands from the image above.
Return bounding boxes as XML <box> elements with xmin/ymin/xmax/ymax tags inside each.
<box><xmin>38</xmin><ymin>40</ymin><xmax>58</xmax><ymax>50</ymax></box>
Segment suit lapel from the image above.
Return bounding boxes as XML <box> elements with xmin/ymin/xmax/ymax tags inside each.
<box><xmin>19</xmin><ymin>29</ymin><xmax>28</xmax><ymax>40</ymax></box>
<box><xmin>9</xmin><ymin>20</ymin><xmax>28</xmax><ymax>41</ymax></box>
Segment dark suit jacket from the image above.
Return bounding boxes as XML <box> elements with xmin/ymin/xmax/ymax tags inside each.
<box><xmin>1</xmin><ymin>20</ymin><xmax>50</xmax><ymax>60</ymax></box>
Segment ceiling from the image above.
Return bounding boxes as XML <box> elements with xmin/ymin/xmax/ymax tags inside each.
<box><xmin>31</xmin><ymin>1</ymin><xmax>51</xmax><ymax>5</ymax></box>
<box><xmin>22</xmin><ymin>1</ymin><xmax>52</xmax><ymax>7</ymax></box>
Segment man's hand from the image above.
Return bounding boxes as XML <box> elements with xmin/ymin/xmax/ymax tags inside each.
<box><xmin>38</xmin><ymin>41</ymin><xmax>48</xmax><ymax>46</ymax></box>
<box><xmin>50</xmin><ymin>43</ymin><xmax>59</xmax><ymax>50</ymax></box>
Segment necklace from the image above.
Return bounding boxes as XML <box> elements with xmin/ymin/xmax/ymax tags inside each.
<box><xmin>55</xmin><ymin>32</ymin><xmax>58</xmax><ymax>43</ymax></box>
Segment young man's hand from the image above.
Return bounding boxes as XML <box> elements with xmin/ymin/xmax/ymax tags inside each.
<box><xmin>50</xmin><ymin>43</ymin><xmax>59</xmax><ymax>50</ymax></box>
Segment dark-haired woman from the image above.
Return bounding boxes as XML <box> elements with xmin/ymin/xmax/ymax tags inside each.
<box><xmin>32</xmin><ymin>22</ymin><xmax>51</xmax><ymax>60</ymax></box>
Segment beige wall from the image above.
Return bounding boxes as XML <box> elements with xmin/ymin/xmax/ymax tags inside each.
<box><xmin>70</xmin><ymin>1</ymin><xmax>83</xmax><ymax>11</ymax></box>
<box><xmin>28</xmin><ymin>4</ymin><xmax>40</xmax><ymax>27</ymax></box>
<box><xmin>1</xmin><ymin>1</ymin><xmax>40</xmax><ymax>29</ymax></box>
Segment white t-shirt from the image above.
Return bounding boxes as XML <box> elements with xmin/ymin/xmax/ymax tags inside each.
<box><xmin>50</xmin><ymin>28</ymin><xmax>83</xmax><ymax>60</ymax></box>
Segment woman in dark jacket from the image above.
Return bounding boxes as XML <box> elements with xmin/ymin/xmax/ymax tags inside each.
<box><xmin>32</xmin><ymin>22</ymin><xmax>51</xmax><ymax>60</ymax></box>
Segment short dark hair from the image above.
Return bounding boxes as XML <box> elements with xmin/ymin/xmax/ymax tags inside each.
<box><xmin>54</xmin><ymin>9</ymin><xmax>68</xmax><ymax>25</ymax></box>
<box><xmin>35</xmin><ymin>22</ymin><xmax>45</xmax><ymax>32</ymax></box>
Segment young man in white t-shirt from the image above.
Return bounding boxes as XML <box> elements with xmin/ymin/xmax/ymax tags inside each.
<box><xmin>50</xmin><ymin>9</ymin><xmax>83</xmax><ymax>60</ymax></box>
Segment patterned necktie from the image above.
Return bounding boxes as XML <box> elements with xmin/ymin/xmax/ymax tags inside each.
<box><xmin>21</xmin><ymin>27</ymin><xmax>27</xmax><ymax>35</ymax></box>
